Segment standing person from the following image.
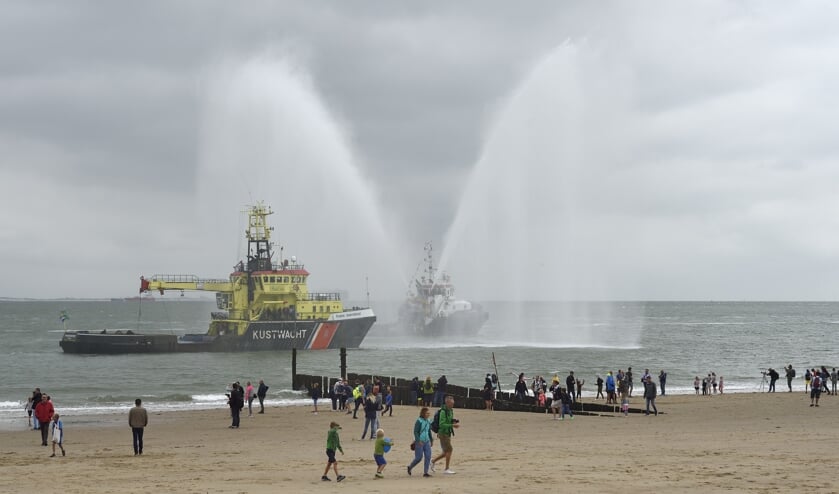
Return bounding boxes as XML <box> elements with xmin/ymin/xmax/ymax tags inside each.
<box><xmin>482</xmin><ymin>383</ymin><xmax>494</xmax><ymax>411</ymax></box>
<box><xmin>25</xmin><ymin>393</ymin><xmax>34</xmax><ymax>429</ymax></box>
<box><xmin>431</xmin><ymin>395</ymin><xmax>460</xmax><ymax>475</ymax></box>
<box><xmin>605</xmin><ymin>372</ymin><xmax>616</xmax><ymax>404</ymax></box>
<box><xmin>128</xmin><ymin>398</ymin><xmax>148</xmax><ymax>456</ymax></box>
<box><xmin>566</xmin><ymin>372</ymin><xmax>576</xmax><ymax>403</ymax></box>
<box><xmin>434</xmin><ymin>375</ymin><xmax>448</xmax><ymax>407</ymax></box>
<box><xmin>422</xmin><ymin>377</ymin><xmax>435</xmax><ymax>407</ymax></box>
<box><xmin>810</xmin><ymin>372</ymin><xmax>822</xmax><ymax>407</ymax></box>
<box><xmin>331</xmin><ymin>380</ymin><xmax>341</xmax><ymax>412</ymax></box>
<box><xmin>407</xmin><ymin>407</ymin><xmax>434</xmax><ymax>477</ymax></box>
<box><xmin>595</xmin><ymin>375</ymin><xmax>604</xmax><ymax>399</ymax></box>
<box><xmin>785</xmin><ymin>365</ymin><xmax>795</xmax><ymax>392</ymax></box>
<box><xmin>31</xmin><ymin>388</ymin><xmax>43</xmax><ymax>430</ymax></box>
<box><xmin>361</xmin><ymin>388</ymin><xmax>379</xmax><ymax>440</ymax></box>
<box><xmin>644</xmin><ymin>376</ymin><xmax>658</xmax><ymax>416</ymax></box>
<box><xmin>831</xmin><ymin>368</ymin><xmax>838</xmax><ymax>395</ymax></box>
<box><xmin>659</xmin><ymin>370</ymin><xmax>667</xmax><ymax>396</ymax></box>
<box><xmin>321</xmin><ymin>421</ymin><xmax>346</xmax><ymax>482</ymax></box>
<box><xmin>559</xmin><ymin>387</ymin><xmax>574</xmax><ymax>420</ymax></box>
<box><xmin>804</xmin><ymin>369</ymin><xmax>812</xmax><ymax>393</ymax></box>
<box><xmin>257</xmin><ymin>379</ymin><xmax>269</xmax><ymax>414</ymax></box>
<box><xmin>49</xmin><ymin>413</ymin><xmax>65</xmax><ymax>457</ymax></box>
<box><xmin>694</xmin><ymin>376</ymin><xmax>701</xmax><ymax>395</ymax></box>
<box><xmin>383</xmin><ymin>386</ymin><xmax>394</xmax><ymax>417</ymax></box>
<box><xmin>626</xmin><ymin>367</ymin><xmax>634</xmax><ymax>397</ymax></box>
<box><xmin>719</xmin><ymin>376</ymin><xmax>725</xmax><ymax>394</ymax></box>
<box><xmin>712</xmin><ymin>372</ymin><xmax>718</xmax><ymax>394</ymax></box>
<box><xmin>575</xmin><ymin>377</ymin><xmax>585</xmax><ymax>400</ymax></box>
<box><xmin>228</xmin><ymin>382</ymin><xmax>243</xmax><ymax>428</ymax></box>
<box><xmin>373</xmin><ymin>428</ymin><xmax>393</xmax><ymax>478</ymax></box>
<box><xmin>311</xmin><ymin>382</ymin><xmax>321</xmax><ymax>415</ymax></box>
<box><xmin>514</xmin><ymin>373</ymin><xmax>528</xmax><ymax>403</ymax></box>
<box><xmin>245</xmin><ymin>381</ymin><xmax>255</xmax><ymax>417</ymax></box>
<box><xmin>34</xmin><ymin>394</ymin><xmax>54</xmax><ymax>446</ymax></box>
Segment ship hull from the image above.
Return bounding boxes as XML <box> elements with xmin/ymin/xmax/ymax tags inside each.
<box><xmin>60</xmin><ymin>310</ymin><xmax>376</xmax><ymax>354</ymax></box>
<box><xmin>400</xmin><ymin>307</ymin><xmax>488</xmax><ymax>338</ymax></box>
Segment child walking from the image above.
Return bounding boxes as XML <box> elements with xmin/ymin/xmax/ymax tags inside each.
<box><xmin>50</xmin><ymin>413</ymin><xmax>65</xmax><ymax>457</ymax></box>
<box><xmin>322</xmin><ymin>421</ymin><xmax>346</xmax><ymax>482</ymax></box>
<box><xmin>373</xmin><ymin>429</ymin><xmax>393</xmax><ymax>478</ymax></box>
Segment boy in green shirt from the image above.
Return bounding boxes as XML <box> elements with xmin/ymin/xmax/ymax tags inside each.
<box><xmin>373</xmin><ymin>428</ymin><xmax>394</xmax><ymax>478</ymax></box>
<box><xmin>322</xmin><ymin>422</ymin><xmax>346</xmax><ymax>482</ymax></box>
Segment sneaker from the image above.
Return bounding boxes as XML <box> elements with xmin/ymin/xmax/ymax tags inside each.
<box><xmin>337</xmin><ymin>475</ymin><xmax>346</xmax><ymax>482</ymax></box>
<box><xmin>49</xmin><ymin>453</ymin><xmax>55</xmax><ymax>457</ymax></box>
<box><xmin>61</xmin><ymin>449</ymin><xmax>65</xmax><ymax>456</ymax></box>
<box><xmin>375</xmin><ymin>473</ymin><xmax>383</xmax><ymax>479</ymax></box>
<box><xmin>444</xmin><ymin>469</ymin><xmax>456</xmax><ymax>475</ymax></box>
<box><xmin>407</xmin><ymin>465</ymin><xmax>412</xmax><ymax>476</ymax></box>
<box><xmin>430</xmin><ymin>463</ymin><xmax>436</xmax><ymax>473</ymax></box>
<box><xmin>321</xmin><ymin>476</ymin><xmax>331</xmax><ymax>481</ymax></box>
<box><xmin>423</xmin><ymin>473</ymin><xmax>432</xmax><ymax>478</ymax></box>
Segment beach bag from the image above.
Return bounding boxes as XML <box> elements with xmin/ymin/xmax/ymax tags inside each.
<box><xmin>430</xmin><ymin>409</ymin><xmax>441</xmax><ymax>433</ymax></box>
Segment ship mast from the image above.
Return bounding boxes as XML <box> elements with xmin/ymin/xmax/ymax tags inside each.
<box><xmin>245</xmin><ymin>202</ymin><xmax>274</xmax><ymax>273</ymax></box>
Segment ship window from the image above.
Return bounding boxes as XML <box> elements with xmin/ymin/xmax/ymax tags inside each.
<box><xmin>269</xmin><ymin>276</ymin><xmax>275</xmax><ymax>283</ymax></box>
<box><xmin>262</xmin><ymin>276</ymin><xmax>268</xmax><ymax>282</ymax></box>
<box><xmin>284</xmin><ymin>276</ymin><xmax>289</xmax><ymax>283</ymax></box>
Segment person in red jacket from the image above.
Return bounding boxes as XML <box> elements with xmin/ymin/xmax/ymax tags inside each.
<box><xmin>34</xmin><ymin>394</ymin><xmax>55</xmax><ymax>446</ymax></box>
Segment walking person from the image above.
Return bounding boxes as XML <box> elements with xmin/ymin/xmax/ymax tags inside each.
<box><xmin>372</xmin><ymin>429</ymin><xmax>393</xmax><ymax>478</ymax></box>
<box><xmin>257</xmin><ymin>379</ymin><xmax>269</xmax><ymax>414</ymax></box>
<box><xmin>407</xmin><ymin>407</ymin><xmax>434</xmax><ymax>477</ymax></box>
<box><xmin>431</xmin><ymin>395</ymin><xmax>460</xmax><ymax>475</ymax></box>
<box><xmin>34</xmin><ymin>394</ymin><xmax>54</xmax><ymax>446</ymax></box>
<box><xmin>644</xmin><ymin>376</ymin><xmax>658</xmax><ymax>416</ymax></box>
<box><xmin>321</xmin><ymin>421</ymin><xmax>346</xmax><ymax>482</ymax></box>
<box><xmin>128</xmin><ymin>398</ymin><xmax>148</xmax><ymax>456</ymax></box>
<box><xmin>49</xmin><ymin>413</ymin><xmax>65</xmax><ymax>457</ymax></box>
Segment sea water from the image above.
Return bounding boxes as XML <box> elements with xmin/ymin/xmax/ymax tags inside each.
<box><xmin>2</xmin><ymin>299</ymin><xmax>838</xmax><ymax>430</ymax></box>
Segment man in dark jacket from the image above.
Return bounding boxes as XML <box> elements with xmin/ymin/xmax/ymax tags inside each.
<box><xmin>229</xmin><ymin>383</ymin><xmax>244</xmax><ymax>428</ymax></box>
<box><xmin>434</xmin><ymin>375</ymin><xmax>448</xmax><ymax>407</ymax></box>
<box><xmin>566</xmin><ymin>372</ymin><xmax>576</xmax><ymax>403</ymax></box>
<box><xmin>257</xmin><ymin>379</ymin><xmax>269</xmax><ymax>414</ymax></box>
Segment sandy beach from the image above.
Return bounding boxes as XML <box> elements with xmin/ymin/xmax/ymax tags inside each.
<box><xmin>2</xmin><ymin>391</ymin><xmax>837</xmax><ymax>493</ymax></box>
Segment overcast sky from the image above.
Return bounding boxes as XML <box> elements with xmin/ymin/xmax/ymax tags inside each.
<box><xmin>1</xmin><ymin>1</ymin><xmax>838</xmax><ymax>301</ymax></box>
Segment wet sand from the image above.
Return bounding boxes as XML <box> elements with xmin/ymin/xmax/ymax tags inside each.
<box><xmin>1</xmin><ymin>391</ymin><xmax>837</xmax><ymax>493</ymax></box>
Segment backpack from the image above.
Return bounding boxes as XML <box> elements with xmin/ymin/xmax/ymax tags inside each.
<box><xmin>790</xmin><ymin>369</ymin><xmax>796</xmax><ymax>378</ymax></box>
<box><xmin>812</xmin><ymin>376</ymin><xmax>821</xmax><ymax>389</ymax></box>
<box><xmin>430</xmin><ymin>409</ymin><xmax>442</xmax><ymax>433</ymax></box>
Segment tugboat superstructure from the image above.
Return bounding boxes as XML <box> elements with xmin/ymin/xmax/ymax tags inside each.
<box><xmin>398</xmin><ymin>242</ymin><xmax>487</xmax><ymax>338</ymax></box>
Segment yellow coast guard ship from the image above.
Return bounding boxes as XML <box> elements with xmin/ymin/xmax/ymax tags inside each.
<box><xmin>60</xmin><ymin>203</ymin><xmax>376</xmax><ymax>353</ymax></box>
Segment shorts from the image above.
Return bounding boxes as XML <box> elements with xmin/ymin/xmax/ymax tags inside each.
<box><xmin>811</xmin><ymin>388</ymin><xmax>821</xmax><ymax>399</ymax></box>
<box><xmin>326</xmin><ymin>448</ymin><xmax>337</xmax><ymax>463</ymax></box>
<box><xmin>374</xmin><ymin>454</ymin><xmax>386</xmax><ymax>466</ymax></box>
<box><xmin>438</xmin><ymin>434</ymin><xmax>453</xmax><ymax>453</ymax></box>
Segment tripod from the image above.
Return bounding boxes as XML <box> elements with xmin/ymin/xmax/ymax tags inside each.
<box><xmin>759</xmin><ymin>372</ymin><xmax>768</xmax><ymax>392</ymax></box>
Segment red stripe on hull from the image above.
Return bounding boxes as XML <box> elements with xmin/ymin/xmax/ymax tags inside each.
<box><xmin>309</xmin><ymin>322</ymin><xmax>338</xmax><ymax>349</ymax></box>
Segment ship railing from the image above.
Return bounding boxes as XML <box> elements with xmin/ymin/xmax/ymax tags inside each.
<box><xmin>300</xmin><ymin>292</ymin><xmax>342</xmax><ymax>301</ymax></box>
